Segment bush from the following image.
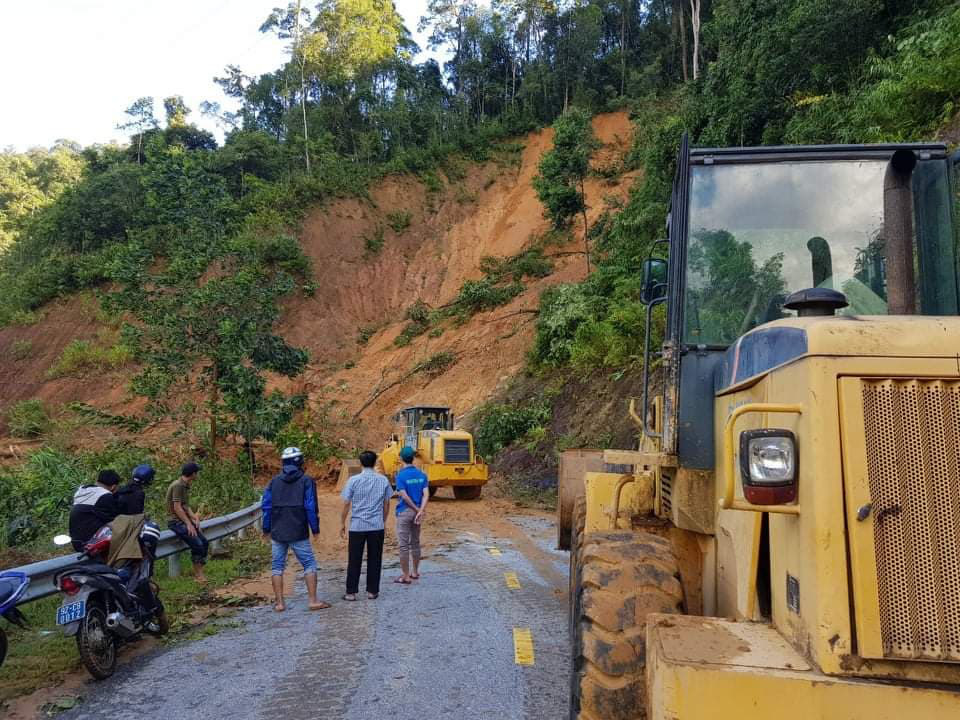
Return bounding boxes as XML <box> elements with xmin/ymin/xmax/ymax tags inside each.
<box><xmin>386</xmin><ymin>210</ymin><xmax>412</xmax><ymax>233</ymax></box>
<box><xmin>10</xmin><ymin>339</ymin><xmax>32</xmax><ymax>360</ymax></box>
<box><xmin>452</xmin><ymin>278</ymin><xmax>523</xmax><ymax>315</ymax></box>
<box><xmin>46</xmin><ymin>338</ymin><xmax>133</xmax><ymax>378</ymax></box>
<box><xmin>474</xmin><ymin>400</ymin><xmax>552</xmax><ymax>458</ymax></box>
<box><xmin>274</xmin><ymin>412</ymin><xmax>340</xmax><ymax>463</ymax></box>
<box><xmin>364</xmin><ymin>225</ymin><xmax>385</xmax><ymax>254</ymax></box>
<box><xmin>5</xmin><ymin>399</ymin><xmax>51</xmax><ymax>438</ymax></box>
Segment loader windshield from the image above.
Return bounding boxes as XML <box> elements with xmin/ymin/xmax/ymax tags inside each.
<box><xmin>683</xmin><ymin>158</ymin><xmax>958</xmax><ymax>346</ymax></box>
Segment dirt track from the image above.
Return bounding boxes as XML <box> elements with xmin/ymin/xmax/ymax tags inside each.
<box><xmin>23</xmin><ymin>490</ymin><xmax>570</xmax><ymax>720</ymax></box>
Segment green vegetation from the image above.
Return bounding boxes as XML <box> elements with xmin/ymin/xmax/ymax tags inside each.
<box><xmin>474</xmin><ymin>399</ymin><xmax>552</xmax><ymax>458</ymax></box>
<box><xmin>364</xmin><ymin>225</ymin><xmax>385</xmax><ymax>253</ymax></box>
<box><xmin>10</xmin><ymin>338</ymin><xmax>32</xmax><ymax>360</ymax></box>
<box><xmin>46</xmin><ymin>337</ymin><xmax>133</xmax><ymax>378</ymax></box>
<box><xmin>5</xmin><ymin>399</ymin><xmax>51</xmax><ymax>438</ymax></box>
<box><xmin>533</xmin><ymin>109</ymin><xmax>597</xmax><ymax>231</ymax></box>
<box><xmin>386</xmin><ymin>210</ymin><xmax>412</xmax><ymax>233</ymax></box>
<box><xmin>0</xmin><ymin>444</ymin><xmax>258</xmax><ymax>549</ymax></box>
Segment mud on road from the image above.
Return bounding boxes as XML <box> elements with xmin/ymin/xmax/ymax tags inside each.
<box><xmin>45</xmin><ymin>496</ymin><xmax>570</xmax><ymax>720</ymax></box>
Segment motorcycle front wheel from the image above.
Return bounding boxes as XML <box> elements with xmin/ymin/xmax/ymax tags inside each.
<box><xmin>76</xmin><ymin>603</ymin><xmax>117</xmax><ymax>680</ymax></box>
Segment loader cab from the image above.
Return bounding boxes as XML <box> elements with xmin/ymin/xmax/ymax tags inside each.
<box><xmin>642</xmin><ymin>139</ymin><xmax>960</xmax><ymax>471</ymax></box>
<box><xmin>395</xmin><ymin>406</ymin><xmax>454</xmax><ymax>449</ymax></box>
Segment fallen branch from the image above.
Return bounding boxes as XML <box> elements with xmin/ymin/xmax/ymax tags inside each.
<box><xmin>483</xmin><ymin>308</ymin><xmax>539</xmax><ymax>324</ymax></box>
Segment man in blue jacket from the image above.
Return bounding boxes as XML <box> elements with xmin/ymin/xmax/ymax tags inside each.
<box><xmin>261</xmin><ymin>447</ymin><xmax>329</xmax><ymax>612</ymax></box>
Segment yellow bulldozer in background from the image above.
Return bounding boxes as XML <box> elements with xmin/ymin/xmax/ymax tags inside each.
<box><xmin>340</xmin><ymin>406</ymin><xmax>488</xmax><ymax>499</ymax></box>
<box><xmin>560</xmin><ymin>138</ymin><xmax>960</xmax><ymax>719</ymax></box>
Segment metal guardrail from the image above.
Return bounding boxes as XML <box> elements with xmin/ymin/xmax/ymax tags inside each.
<box><xmin>9</xmin><ymin>500</ymin><xmax>262</xmax><ymax>606</ymax></box>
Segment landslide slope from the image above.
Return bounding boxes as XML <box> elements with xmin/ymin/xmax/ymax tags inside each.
<box><xmin>0</xmin><ymin>112</ymin><xmax>636</xmax><ymax>449</ymax></box>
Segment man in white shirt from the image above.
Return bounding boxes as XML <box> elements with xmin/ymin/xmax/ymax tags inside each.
<box><xmin>340</xmin><ymin>450</ymin><xmax>393</xmax><ymax>600</ymax></box>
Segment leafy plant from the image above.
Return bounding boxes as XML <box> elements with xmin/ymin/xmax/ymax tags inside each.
<box><xmin>386</xmin><ymin>210</ymin><xmax>412</xmax><ymax>233</ymax></box>
<box><xmin>46</xmin><ymin>338</ymin><xmax>132</xmax><ymax>378</ymax></box>
<box><xmin>5</xmin><ymin>399</ymin><xmax>51</xmax><ymax>437</ymax></box>
<box><xmin>10</xmin><ymin>339</ymin><xmax>32</xmax><ymax>360</ymax></box>
<box><xmin>364</xmin><ymin>225</ymin><xmax>385</xmax><ymax>253</ymax></box>
<box><xmin>474</xmin><ymin>400</ymin><xmax>552</xmax><ymax>458</ymax></box>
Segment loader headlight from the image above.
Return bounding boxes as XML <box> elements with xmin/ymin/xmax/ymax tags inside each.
<box><xmin>739</xmin><ymin>429</ymin><xmax>797</xmax><ymax>505</ymax></box>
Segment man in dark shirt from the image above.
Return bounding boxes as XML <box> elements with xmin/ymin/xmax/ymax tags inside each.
<box><xmin>167</xmin><ymin>462</ymin><xmax>209</xmax><ymax>583</ymax></box>
<box><xmin>262</xmin><ymin>447</ymin><xmax>328</xmax><ymax>612</ymax></box>
<box><xmin>69</xmin><ymin>470</ymin><xmax>121</xmax><ymax>551</ymax></box>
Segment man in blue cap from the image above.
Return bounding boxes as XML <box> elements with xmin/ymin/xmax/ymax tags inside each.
<box><xmin>393</xmin><ymin>446</ymin><xmax>429</xmax><ymax>585</ymax></box>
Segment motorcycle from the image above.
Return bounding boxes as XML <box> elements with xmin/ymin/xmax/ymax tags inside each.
<box><xmin>0</xmin><ymin>570</ymin><xmax>30</xmax><ymax>667</ymax></box>
<box><xmin>52</xmin><ymin>519</ymin><xmax>168</xmax><ymax>679</ymax></box>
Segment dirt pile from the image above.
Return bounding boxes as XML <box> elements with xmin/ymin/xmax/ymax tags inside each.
<box><xmin>0</xmin><ymin>112</ymin><xmax>637</xmax><ymax>451</ymax></box>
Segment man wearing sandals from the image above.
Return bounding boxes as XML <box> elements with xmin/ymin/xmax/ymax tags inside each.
<box><xmin>393</xmin><ymin>446</ymin><xmax>429</xmax><ymax>586</ymax></box>
<box><xmin>262</xmin><ymin>447</ymin><xmax>330</xmax><ymax>612</ymax></box>
<box><xmin>340</xmin><ymin>450</ymin><xmax>393</xmax><ymax>601</ymax></box>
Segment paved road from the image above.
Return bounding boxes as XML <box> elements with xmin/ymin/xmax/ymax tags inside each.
<box><xmin>59</xmin><ymin>515</ymin><xmax>570</xmax><ymax>720</ymax></box>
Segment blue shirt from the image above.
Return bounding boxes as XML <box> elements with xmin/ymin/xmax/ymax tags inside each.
<box><xmin>395</xmin><ymin>465</ymin><xmax>428</xmax><ymax>515</ymax></box>
<box><xmin>342</xmin><ymin>468</ymin><xmax>393</xmax><ymax>532</ymax></box>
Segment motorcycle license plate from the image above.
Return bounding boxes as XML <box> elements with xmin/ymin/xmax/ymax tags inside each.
<box><xmin>56</xmin><ymin>600</ymin><xmax>86</xmax><ymax>625</ymax></box>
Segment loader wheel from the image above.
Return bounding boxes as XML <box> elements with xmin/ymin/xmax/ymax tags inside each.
<box><xmin>570</xmin><ymin>532</ymin><xmax>684</xmax><ymax>720</ymax></box>
<box><xmin>428</xmin><ymin>486</ymin><xmax>439</xmax><ymax>499</ymax></box>
<box><xmin>568</xmin><ymin>495</ymin><xmax>586</xmax><ymax>634</ymax></box>
<box><xmin>453</xmin><ymin>485</ymin><xmax>482</xmax><ymax>500</ymax></box>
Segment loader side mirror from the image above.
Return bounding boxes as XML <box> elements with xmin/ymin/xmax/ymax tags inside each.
<box><xmin>641</xmin><ymin>257</ymin><xmax>668</xmax><ymax>304</ymax></box>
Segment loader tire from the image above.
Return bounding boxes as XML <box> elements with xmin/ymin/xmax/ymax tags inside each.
<box><xmin>453</xmin><ymin>485</ymin><xmax>482</xmax><ymax>500</ymax></box>
<box><xmin>570</xmin><ymin>532</ymin><xmax>684</xmax><ymax>720</ymax></box>
<box><xmin>568</xmin><ymin>495</ymin><xmax>587</xmax><ymax>635</ymax></box>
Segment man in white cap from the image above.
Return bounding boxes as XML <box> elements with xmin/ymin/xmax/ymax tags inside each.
<box><xmin>262</xmin><ymin>447</ymin><xmax>329</xmax><ymax>611</ymax></box>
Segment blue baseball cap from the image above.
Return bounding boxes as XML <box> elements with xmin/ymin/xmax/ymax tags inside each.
<box><xmin>399</xmin><ymin>446</ymin><xmax>415</xmax><ymax>463</ymax></box>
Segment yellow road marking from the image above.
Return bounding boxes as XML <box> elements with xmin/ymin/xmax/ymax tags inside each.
<box><xmin>487</xmin><ymin>547</ymin><xmax>502</xmax><ymax>556</ymax></box>
<box><xmin>513</xmin><ymin>628</ymin><xmax>535</xmax><ymax>665</ymax></box>
<box><xmin>504</xmin><ymin>572</ymin><xmax>521</xmax><ymax>590</ymax></box>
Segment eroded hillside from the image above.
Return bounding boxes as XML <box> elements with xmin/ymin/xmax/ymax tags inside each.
<box><xmin>0</xmin><ymin>112</ymin><xmax>636</xmax><ymax>453</ymax></box>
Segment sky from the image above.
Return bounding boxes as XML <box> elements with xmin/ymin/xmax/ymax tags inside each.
<box><xmin>0</xmin><ymin>0</ymin><xmax>440</xmax><ymax>151</ymax></box>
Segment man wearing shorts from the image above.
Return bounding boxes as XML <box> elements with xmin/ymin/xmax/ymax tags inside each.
<box><xmin>394</xmin><ymin>446</ymin><xmax>429</xmax><ymax>585</ymax></box>
<box><xmin>262</xmin><ymin>447</ymin><xmax>329</xmax><ymax>611</ymax></box>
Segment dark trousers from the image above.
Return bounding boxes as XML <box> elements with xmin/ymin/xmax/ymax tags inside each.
<box><xmin>346</xmin><ymin>530</ymin><xmax>385</xmax><ymax>595</ymax></box>
<box><xmin>169</xmin><ymin>521</ymin><xmax>209</xmax><ymax>565</ymax></box>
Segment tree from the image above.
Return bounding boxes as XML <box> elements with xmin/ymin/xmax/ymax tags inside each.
<box><xmin>689</xmin><ymin>0</ymin><xmax>701</xmax><ymax>79</ymax></box>
<box><xmin>261</xmin><ymin>2</ymin><xmax>314</xmax><ymax>172</ymax></box>
<box><xmin>532</xmin><ymin>108</ymin><xmax>598</xmax><ymax>274</ymax></box>
<box><xmin>117</xmin><ymin>97</ymin><xmax>157</xmax><ymax>165</ymax></box>
<box><xmin>163</xmin><ymin>96</ymin><xmax>191</xmax><ymax>127</ymax></box>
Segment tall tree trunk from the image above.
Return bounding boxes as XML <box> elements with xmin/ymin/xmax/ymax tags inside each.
<box><xmin>293</xmin><ymin>0</ymin><xmax>311</xmax><ymax>173</ymax></box>
<box><xmin>689</xmin><ymin>0</ymin><xmax>701</xmax><ymax>80</ymax></box>
<box><xmin>620</xmin><ymin>0</ymin><xmax>628</xmax><ymax>96</ymax></box>
<box><xmin>677</xmin><ymin>0</ymin><xmax>688</xmax><ymax>83</ymax></box>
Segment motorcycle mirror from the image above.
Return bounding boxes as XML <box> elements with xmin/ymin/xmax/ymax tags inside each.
<box><xmin>53</xmin><ymin>534</ymin><xmax>73</xmax><ymax>547</ymax></box>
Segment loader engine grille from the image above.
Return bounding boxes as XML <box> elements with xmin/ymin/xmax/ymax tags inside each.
<box><xmin>861</xmin><ymin>379</ymin><xmax>960</xmax><ymax>661</ymax></box>
<box><xmin>443</xmin><ymin>439</ymin><xmax>471</xmax><ymax>464</ymax></box>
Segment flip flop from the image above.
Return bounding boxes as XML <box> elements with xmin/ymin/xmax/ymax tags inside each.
<box><xmin>367</xmin><ymin>592</ymin><xmax>379</xmax><ymax>599</ymax></box>
<box><xmin>342</xmin><ymin>594</ymin><xmax>358</xmax><ymax>602</ymax></box>
<box><xmin>394</xmin><ymin>577</ymin><xmax>412</xmax><ymax>584</ymax></box>
<box><xmin>309</xmin><ymin>602</ymin><xmax>332</xmax><ymax>610</ymax></box>
<box><xmin>410</xmin><ymin>574</ymin><xmax>420</xmax><ymax>580</ymax></box>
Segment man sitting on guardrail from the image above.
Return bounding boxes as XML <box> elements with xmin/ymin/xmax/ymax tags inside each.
<box><xmin>262</xmin><ymin>447</ymin><xmax>330</xmax><ymax>612</ymax></box>
<box><xmin>166</xmin><ymin>462</ymin><xmax>209</xmax><ymax>584</ymax></box>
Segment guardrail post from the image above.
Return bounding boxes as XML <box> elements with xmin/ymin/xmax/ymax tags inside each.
<box><xmin>210</xmin><ymin>539</ymin><xmax>224</xmax><ymax>555</ymax></box>
<box><xmin>168</xmin><ymin>552</ymin><xmax>181</xmax><ymax>578</ymax></box>
<box><xmin>238</xmin><ymin>527</ymin><xmax>247</xmax><ymax>540</ymax></box>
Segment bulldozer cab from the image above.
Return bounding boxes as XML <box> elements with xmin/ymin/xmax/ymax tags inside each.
<box><xmin>641</xmin><ymin>138</ymin><xmax>960</xmax><ymax>470</ymax></box>
<box><xmin>395</xmin><ymin>406</ymin><xmax>454</xmax><ymax>448</ymax></box>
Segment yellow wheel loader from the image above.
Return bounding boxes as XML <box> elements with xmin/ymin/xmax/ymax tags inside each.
<box><xmin>561</xmin><ymin>138</ymin><xmax>960</xmax><ymax>719</ymax></box>
<box><xmin>377</xmin><ymin>406</ymin><xmax>488</xmax><ymax>499</ymax></box>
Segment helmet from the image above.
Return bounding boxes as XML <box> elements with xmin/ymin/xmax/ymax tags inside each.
<box><xmin>281</xmin><ymin>447</ymin><xmax>304</xmax><ymax>464</ymax></box>
<box><xmin>132</xmin><ymin>464</ymin><xmax>156</xmax><ymax>486</ymax></box>
<box><xmin>399</xmin><ymin>446</ymin><xmax>416</xmax><ymax>463</ymax></box>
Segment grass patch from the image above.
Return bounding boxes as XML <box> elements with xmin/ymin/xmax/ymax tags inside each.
<box><xmin>363</xmin><ymin>225</ymin><xmax>385</xmax><ymax>254</ymax></box>
<box><xmin>5</xmin><ymin>399</ymin><xmax>51</xmax><ymax>438</ymax></box>
<box><xmin>10</xmin><ymin>339</ymin><xmax>33</xmax><ymax>360</ymax></box>
<box><xmin>46</xmin><ymin>337</ymin><xmax>132</xmax><ymax>379</ymax></box>
<box><xmin>385</xmin><ymin>210</ymin><xmax>412</xmax><ymax>233</ymax></box>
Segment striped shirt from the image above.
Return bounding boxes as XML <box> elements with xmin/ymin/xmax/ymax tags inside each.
<box><xmin>342</xmin><ymin>468</ymin><xmax>393</xmax><ymax>532</ymax></box>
